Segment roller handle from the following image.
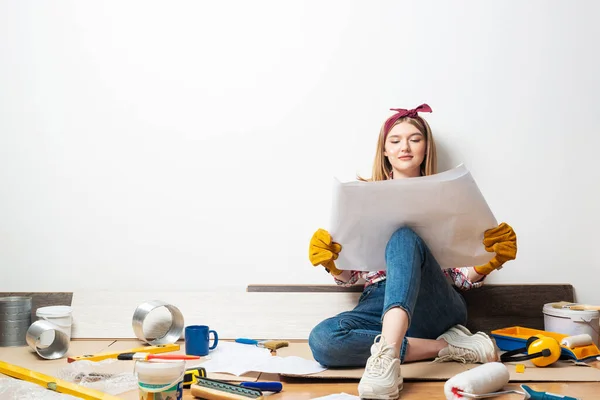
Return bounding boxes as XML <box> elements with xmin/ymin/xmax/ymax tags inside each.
<box><xmin>235</xmin><ymin>338</ymin><xmax>259</xmax><ymax>345</ymax></box>
<box><xmin>240</xmin><ymin>381</ymin><xmax>283</xmax><ymax>392</ymax></box>
<box><xmin>521</xmin><ymin>385</ymin><xmax>580</xmax><ymax>400</ymax></box>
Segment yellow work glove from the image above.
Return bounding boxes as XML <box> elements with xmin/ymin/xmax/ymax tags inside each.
<box><xmin>474</xmin><ymin>222</ymin><xmax>518</xmax><ymax>275</ymax></box>
<box><xmin>309</xmin><ymin>228</ymin><xmax>343</xmax><ymax>276</ymax></box>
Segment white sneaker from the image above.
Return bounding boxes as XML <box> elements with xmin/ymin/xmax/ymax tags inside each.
<box><xmin>358</xmin><ymin>335</ymin><xmax>402</xmax><ymax>400</ymax></box>
<box><xmin>435</xmin><ymin>324</ymin><xmax>499</xmax><ymax>363</ymax></box>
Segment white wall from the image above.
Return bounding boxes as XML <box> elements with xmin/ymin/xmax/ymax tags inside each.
<box><xmin>1</xmin><ymin>1</ymin><xmax>599</xmax><ymax>303</ymax></box>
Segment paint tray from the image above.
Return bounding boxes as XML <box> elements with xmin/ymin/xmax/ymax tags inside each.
<box><xmin>491</xmin><ymin>326</ymin><xmax>600</xmax><ymax>361</ymax></box>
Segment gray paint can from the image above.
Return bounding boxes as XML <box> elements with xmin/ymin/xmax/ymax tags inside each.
<box><xmin>0</xmin><ymin>296</ymin><xmax>32</xmax><ymax>347</ymax></box>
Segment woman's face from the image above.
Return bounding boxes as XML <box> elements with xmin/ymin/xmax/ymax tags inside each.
<box><xmin>384</xmin><ymin>121</ymin><xmax>426</xmax><ymax>179</ymax></box>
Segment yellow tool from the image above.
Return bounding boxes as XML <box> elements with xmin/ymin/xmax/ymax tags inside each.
<box><xmin>0</xmin><ymin>360</ymin><xmax>121</xmax><ymax>399</ymax></box>
<box><xmin>492</xmin><ymin>326</ymin><xmax>600</xmax><ymax>362</ymax></box>
<box><xmin>67</xmin><ymin>343</ymin><xmax>180</xmax><ymax>363</ymax></box>
<box><xmin>183</xmin><ymin>367</ymin><xmax>207</xmax><ymax>389</ymax></box>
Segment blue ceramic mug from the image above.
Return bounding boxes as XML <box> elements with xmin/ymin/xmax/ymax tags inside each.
<box><xmin>185</xmin><ymin>325</ymin><xmax>218</xmax><ymax>356</ymax></box>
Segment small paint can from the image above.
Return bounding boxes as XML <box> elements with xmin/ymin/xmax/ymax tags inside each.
<box><xmin>36</xmin><ymin>305</ymin><xmax>73</xmax><ymax>346</ymax></box>
<box><xmin>135</xmin><ymin>360</ymin><xmax>185</xmax><ymax>400</ymax></box>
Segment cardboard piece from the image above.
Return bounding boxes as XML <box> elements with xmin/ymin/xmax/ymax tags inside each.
<box><xmin>276</xmin><ymin>342</ymin><xmax>600</xmax><ymax>382</ymax></box>
<box><xmin>0</xmin><ymin>339</ymin><xmax>113</xmax><ymax>376</ymax></box>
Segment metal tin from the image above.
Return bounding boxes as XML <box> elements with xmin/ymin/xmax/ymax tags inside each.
<box><xmin>26</xmin><ymin>320</ymin><xmax>70</xmax><ymax>359</ymax></box>
<box><xmin>0</xmin><ymin>296</ymin><xmax>32</xmax><ymax>347</ymax></box>
<box><xmin>132</xmin><ymin>300</ymin><xmax>184</xmax><ymax>345</ymax></box>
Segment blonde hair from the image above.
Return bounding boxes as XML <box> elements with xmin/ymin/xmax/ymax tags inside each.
<box><xmin>359</xmin><ymin>116</ymin><xmax>437</xmax><ymax>181</ymax></box>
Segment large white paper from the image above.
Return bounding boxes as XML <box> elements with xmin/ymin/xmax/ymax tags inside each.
<box><xmin>311</xmin><ymin>394</ymin><xmax>360</xmax><ymax>400</ymax></box>
<box><xmin>194</xmin><ymin>342</ymin><xmax>327</xmax><ymax>376</ymax></box>
<box><xmin>329</xmin><ymin>165</ymin><xmax>497</xmax><ymax>271</ymax></box>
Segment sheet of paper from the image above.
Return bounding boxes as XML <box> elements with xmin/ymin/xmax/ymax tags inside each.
<box><xmin>193</xmin><ymin>341</ymin><xmax>326</xmax><ymax>376</ymax></box>
<box><xmin>253</xmin><ymin>355</ymin><xmax>327</xmax><ymax>375</ymax></box>
<box><xmin>329</xmin><ymin>164</ymin><xmax>497</xmax><ymax>271</ymax></box>
<box><xmin>311</xmin><ymin>394</ymin><xmax>360</xmax><ymax>400</ymax></box>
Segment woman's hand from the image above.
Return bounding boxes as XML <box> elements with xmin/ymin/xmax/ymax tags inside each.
<box><xmin>474</xmin><ymin>222</ymin><xmax>518</xmax><ymax>275</ymax></box>
<box><xmin>308</xmin><ymin>229</ymin><xmax>343</xmax><ymax>275</ymax></box>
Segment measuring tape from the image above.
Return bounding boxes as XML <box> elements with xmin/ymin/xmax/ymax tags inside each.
<box><xmin>183</xmin><ymin>367</ymin><xmax>207</xmax><ymax>388</ymax></box>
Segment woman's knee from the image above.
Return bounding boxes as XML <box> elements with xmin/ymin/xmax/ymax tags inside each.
<box><xmin>386</xmin><ymin>226</ymin><xmax>423</xmax><ymax>251</ymax></box>
<box><xmin>308</xmin><ymin>320</ymin><xmax>338</xmax><ymax>367</ymax></box>
<box><xmin>310</xmin><ymin>317</ymin><xmax>364</xmax><ymax>367</ymax></box>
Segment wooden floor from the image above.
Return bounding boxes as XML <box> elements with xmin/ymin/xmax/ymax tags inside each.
<box><xmin>179</xmin><ymin>359</ymin><xmax>600</xmax><ymax>399</ymax></box>
<box><xmin>2</xmin><ymin>290</ymin><xmax>595</xmax><ymax>399</ymax></box>
<box><xmin>181</xmin><ymin>380</ymin><xmax>599</xmax><ymax>399</ymax></box>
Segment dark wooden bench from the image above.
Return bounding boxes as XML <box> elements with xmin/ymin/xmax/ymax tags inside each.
<box><xmin>462</xmin><ymin>284</ymin><xmax>573</xmax><ymax>333</ymax></box>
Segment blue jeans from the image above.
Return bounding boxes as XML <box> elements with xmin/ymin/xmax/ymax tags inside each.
<box><xmin>308</xmin><ymin>227</ymin><xmax>468</xmax><ymax>367</ymax></box>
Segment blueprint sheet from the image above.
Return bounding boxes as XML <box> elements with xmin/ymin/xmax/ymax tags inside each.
<box><xmin>329</xmin><ymin>165</ymin><xmax>497</xmax><ymax>271</ymax></box>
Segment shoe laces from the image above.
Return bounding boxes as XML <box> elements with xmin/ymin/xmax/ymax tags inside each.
<box><xmin>433</xmin><ymin>344</ymin><xmax>477</xmax><ymax>364</ymax></box>
<box><xmin>366</xmin><ymin>336</ymin><xmax>393</xmax><ymax>376</ymax></box>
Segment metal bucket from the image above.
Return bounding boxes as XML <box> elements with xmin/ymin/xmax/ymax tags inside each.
<box><xmin>0</xmin><ymin>296</ymin><xmax>32</xmax><ymax>346</ymax></box>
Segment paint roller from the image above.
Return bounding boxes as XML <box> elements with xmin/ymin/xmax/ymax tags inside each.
<box><xmin>444</xmin><ymin>362</ymin><xmax>509</xmax><ymax>400</ymax></box>
<box><xmin>443</xmin><ymin>362</ymin><xmax>580</xmax><ymax>400</ymax></box>
<box><xmin>560</xmin><ymin>333</ymin><xmax>593</xmax><ymax>348</ymax></box>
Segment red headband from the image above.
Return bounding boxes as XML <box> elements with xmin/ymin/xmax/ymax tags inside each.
<box><xmin>384</xmin><ymin>103</ymin><xmax>432</xmax><ymax>138</ymax></box>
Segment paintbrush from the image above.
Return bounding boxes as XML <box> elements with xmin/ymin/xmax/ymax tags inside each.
<box><xmin>235</xmin><ymin>338</ymin><xmax>289</xmax><ymax>351</ymax></box>
<box><xmin>551</xmin><ymin>301</ymin><xmax>600</xmax><ymax>311</ymax></box>
<box><xmin>117</xmin><ymin>352</ymin><xmax>200</xmax><ymax>361</ymax></box>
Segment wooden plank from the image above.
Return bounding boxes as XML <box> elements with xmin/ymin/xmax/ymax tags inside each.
<box><xmin>71</xmin><ymin>291</ymin><xmax>361</xmax><ymax>340</ymax></box>
<box><xmin>247</xmin><ymin>285</ymin><xmax>363</xmax><ymax>293</ymax></box>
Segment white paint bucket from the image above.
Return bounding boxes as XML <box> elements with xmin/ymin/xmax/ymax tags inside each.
<box><xmin>135</xmin><ymin>360</ymin><xmax>185</xmax><ymax>400</ymax></box>
<box><xmin>543</xmin><ymin>302</ymin><xmax>600</xmax><ymax>347</ymax></box>
<box><xmin>36</xmin><ymin>306</ymin><xmax>72</xmax><ymax>347</ymax></box>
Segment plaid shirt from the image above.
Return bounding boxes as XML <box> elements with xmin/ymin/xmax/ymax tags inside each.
<box><xmin>333</xmin><ymin>267</ymin><xmax>485</xmax><ymax>291</ymax></box>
